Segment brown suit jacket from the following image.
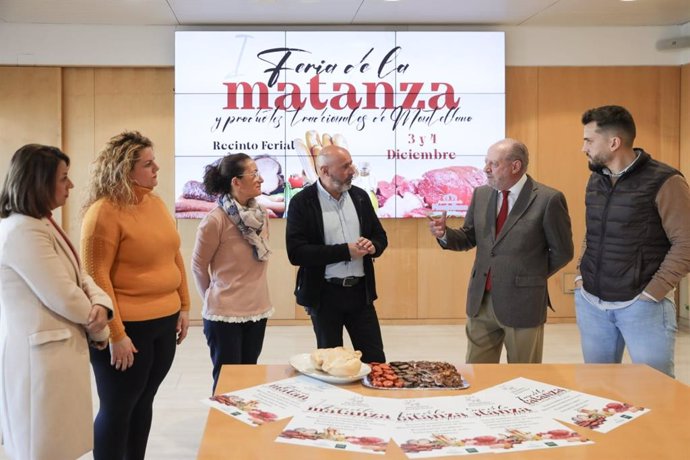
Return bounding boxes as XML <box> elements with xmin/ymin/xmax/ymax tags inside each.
<box><xmin>442</xmin><ymin>175</ymin><xmax>573</xmax><ymax>327</ymax></box>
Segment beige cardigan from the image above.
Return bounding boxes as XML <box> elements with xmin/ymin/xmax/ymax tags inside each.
<box><xmin>0</xmin><ymin>214</ymin><xmax>113</xmax><ymax>460</ymax></box>
<box><xmin>191</xmin><ymin>207</ymin><xmax>273</xmax><ymax>321</ymax></box>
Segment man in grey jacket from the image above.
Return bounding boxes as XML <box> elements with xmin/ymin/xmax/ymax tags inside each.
<box><xmin>429</xmin><ymin>138</ymin><xmax>573</xmax><ymax>363</ymax></box>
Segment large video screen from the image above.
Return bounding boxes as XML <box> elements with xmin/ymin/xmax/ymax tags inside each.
<box><xmin>174</xmin><ymin>31</ymin><xmax>504</xmax><ymax>219</ymax></box>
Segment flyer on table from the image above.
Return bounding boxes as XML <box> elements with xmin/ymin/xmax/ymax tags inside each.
<box><xmin>203</xmin><ymin>375</ymin><xmax>350</xmax><ymax>427</ymax></box>
<box><xmin>276</xmin><ymin>392</ymin><xmax>402</xmax><ymax>455</ymax></box>
<box><xmin>480</xmin><ymin>377</ymin><xmax>649</xmax><ymax>433</ymax></box>
<box><xmin>393</xmin><ymin>395</ymin><xmax>591</xmax><ymax>458</ymax></box>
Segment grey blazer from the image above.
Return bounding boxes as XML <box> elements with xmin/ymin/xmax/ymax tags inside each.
<box><xmin>442</xmin><ymin>175</ymin><xmax>574</xmax><ymax>328</ymax></box>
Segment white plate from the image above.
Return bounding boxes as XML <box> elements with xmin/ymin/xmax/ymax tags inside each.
<box><xmin>362</xmin><ymin>375</ymin><xmax>470</xmax><ymax>390</ymax></box>
<box><xmin>289</xmin><ymin>353</ymin><xmax>371</xmax><ymax>384</ymax></box>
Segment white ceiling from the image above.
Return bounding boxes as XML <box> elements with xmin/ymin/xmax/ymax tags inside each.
<box><xmin>0</xmin><ymin>0</ymin><xmax>688</xmax><ymax>27</ymax></box>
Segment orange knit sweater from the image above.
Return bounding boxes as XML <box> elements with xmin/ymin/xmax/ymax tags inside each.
<box><xmin>80</xmin><ymin>186</ymin><xmax>190</xmax><ymax>341</ymax></box>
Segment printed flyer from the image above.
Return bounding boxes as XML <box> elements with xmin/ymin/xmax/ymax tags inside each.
<box><xmin>276</xmin><ymin>392</ymin><xmax>401</xmax><ymax>455</ymax></box>
<box><xmin>393</xmin><ymin>395</ymin><xmax>591</xmax><ymax>458</ymax></box>
<box><xmin>203</xmin><ymin>375</ymin><xmax>349</xmax><ymax>427</ymax></box>
<box><xmin>479</xmin><ymin>377</ymin><xmax>649</xmax><ymax>433</ymax></box>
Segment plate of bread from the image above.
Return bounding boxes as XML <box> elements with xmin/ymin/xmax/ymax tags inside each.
<box><xmin>289</xmin><ymin>347</ymin><xmax>371</xmax><ymax>384</ymax></box>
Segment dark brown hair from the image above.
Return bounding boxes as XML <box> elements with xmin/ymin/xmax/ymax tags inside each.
<box><xmin>0</xmin><ymin>144</ymin><xmax>70</xmax><ymax>218</ymax></box>
<box><xmin>202</xmin><ymin>153</ymin><xmax>251</xmax><ymax>196</ymax></box>
<box><xmin>582</xmin><ymin>105</ymin><xmax>636</xmax><ymax>147</ymax></box>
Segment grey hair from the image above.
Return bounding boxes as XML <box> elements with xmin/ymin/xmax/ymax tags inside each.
<box><xmin>504</xmin><ymin>139</ymin><xmax>529</xmax><ymax>173</ymax></box>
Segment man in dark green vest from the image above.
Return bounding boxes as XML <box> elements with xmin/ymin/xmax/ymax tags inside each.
<box><xmin>575</xmin><ymin>105</ymin><xmax>690</xmax><ymax>378</ymax></box>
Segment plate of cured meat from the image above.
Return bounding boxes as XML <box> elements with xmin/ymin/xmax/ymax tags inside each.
<box><xmin>363</xmin><ymin>361</ymin><xmax>469</xmax><ymax>390</ymax></box>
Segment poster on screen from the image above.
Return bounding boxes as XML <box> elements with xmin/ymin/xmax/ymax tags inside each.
<box><xmin>174</xmin><ymin>31</ymin><xmax>504</xmax><ymax>219</ymax></box>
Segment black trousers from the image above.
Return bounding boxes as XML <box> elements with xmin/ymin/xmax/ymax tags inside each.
<box><xmin>90</xmin><ymin>312</ymin><xmax>179</xmax><ymax>460</ymax></box>
<box><xmin>203</xmin><ymin>317</ymin><xmax>268</xmax><ymax>393</ymax></box>
<box><xmin>309</xmin><ymin>281</ymin><xmax>385</xmax><ymax>363</ymax></box>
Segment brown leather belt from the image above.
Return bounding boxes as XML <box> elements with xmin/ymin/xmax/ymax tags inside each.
<box><xmin>325</xmin><ymin>276</ymin><xmax>363</xmax><ymax>287</ymax></box>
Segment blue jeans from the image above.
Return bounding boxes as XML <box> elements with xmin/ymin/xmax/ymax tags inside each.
<box><xmin>574</xmin><ymin>289</ymin><xmax>677</xmax><ymax>377</ymax></box>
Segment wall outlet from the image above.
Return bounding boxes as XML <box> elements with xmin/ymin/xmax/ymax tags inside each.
<box><xmin>562</xmin><ymin>272</ymin><xmax>577</xmax><ymax>294</ymax></box>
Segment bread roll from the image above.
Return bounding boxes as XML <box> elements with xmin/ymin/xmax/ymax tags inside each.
<box><xmin>310</xmin><ymin>346</ymin><xmax>363</xmax><ymax>377</ymax></box>
<box><xmin>322</xmin><ymin>355</ymin><xmax>362</xmax><ymax>377</ymax></box>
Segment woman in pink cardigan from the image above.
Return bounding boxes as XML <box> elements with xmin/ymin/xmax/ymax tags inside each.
<box><xmin>192</xmin><ymin>153</ymin><xmax>274</xmax><ymax>392</ymax></box>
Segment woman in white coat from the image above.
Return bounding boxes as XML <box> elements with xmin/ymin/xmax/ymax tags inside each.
<box><xmin>0</xmin><ymin>144</ymin><xmax>113</xmax><ymax>460</ymax></box>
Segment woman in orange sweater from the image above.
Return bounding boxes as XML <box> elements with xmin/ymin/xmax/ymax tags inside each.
<box><xmin>192</xmin><ymin>153</ymin><xmax>273</xmax><ymax>393</ymax></box>
<box><xmin>81</xmin><ymin>131</ymin><xmax>190</xmax><ymax>460</ymax></box>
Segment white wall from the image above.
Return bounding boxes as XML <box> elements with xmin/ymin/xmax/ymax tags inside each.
<box><xmin>1</xmin><ymin>23</ymin><xmax>689</xmax><ymax>67</ymax></box>
<box><xmin>502</xmin><ymin>26</ymin><xmax>689</xmax><ymax>66</ymax></box>
<box><xmin>0</xmin><ymin>24</ymin><xmax>175</xmax><ymax>66</ymax></box>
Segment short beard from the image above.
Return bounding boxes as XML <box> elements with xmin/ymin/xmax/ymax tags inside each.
<box><xmin>330</xmin><ymin>176</ymin><xmax>353</xmax><ymax>193</ymax></box>
<box><xmin>337</xmin><ymin>182</ymin><xmax>352</xmax><ymax>193</ymax></box>
<box><xmin>587</xmin><ymin>152</ymin><xmax>611</xmax><ymax>174</ymax></box>
<box><xmin>588</xmin><ymin>161</ymin><xmax>605</xmax><ymax>173</ymax></box>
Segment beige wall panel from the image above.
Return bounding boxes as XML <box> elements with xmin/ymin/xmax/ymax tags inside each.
<box><xmin>537</xmin><ymin>66</ymin><xmax>681</xmax><ymax>319</ymax></box>
<box><xmin>374</xmin><ymin>219</ymin><xmax>418</xmax><ymax>319</ymax></box>
<box><xmin>178</xmin><ymin>218</ymin><xmax>203</xmax><ymax>319</ymax></box>
<box><xmin>0</xmin><ymin>67</ymin><xmax>61</xmax><ymax>198</ymax></box>
<box><xmin>294</xmin><ymin>302</ymin><xmax>310</xmax><ymax>320</ymax></box>
<box><xmin>538</xmin><ymin>67</ymin><xmax>680</xmax><ymax>165</ymax></box>
<box><xmin>265</xmin><ymin>218</ymin><xmax>298</xmax><ymax>320</ymax></box>
<box><xmin>92</xmin><ymin>68</ymin><xmax>175</xmax><ymax>210</ymax></box>
<box><xmin>679</xmin><ymin>64</ymin><xmax>690</xmax><ymax>177</ymax></box>
<box><xmin>62</xmin><ymin>68</ymin><xmax>95</xmax><ymax>243</ymax></box>
<box><xmin>505</xmin><ymin>67</ymin><xmax>540</xmax><ymax>178</ymax></box>
<box><xmin>658</xmin><ymin>67</ymin><xmax>681</xmax><ymax>168</ymax></box>
<box><xmin>417</xmin><ymin>216</ymin><xmax>473</xmax><ymax>319</ymax></box>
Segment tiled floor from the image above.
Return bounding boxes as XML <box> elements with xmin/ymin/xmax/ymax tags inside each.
<box><xmin>2</xmin><ymin>323</ymin><xmax>688</xmax><ymax>459</ymax></box>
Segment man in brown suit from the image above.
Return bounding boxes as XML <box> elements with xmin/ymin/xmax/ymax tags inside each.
<box><xmin>429</xmin><ymin>138</ymin><xmax>573</xmax><ymax>363</ymax></box>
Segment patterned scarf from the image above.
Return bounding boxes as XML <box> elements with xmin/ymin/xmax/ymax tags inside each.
<box><xmin>218</xmin><ymin>194</ymin><xmax>271</xmax><ymax>261</ymax></box>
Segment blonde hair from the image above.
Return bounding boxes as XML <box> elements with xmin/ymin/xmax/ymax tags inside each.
<box><xmin>83</xmin><ymin>131</ymin><xmax>153</xmax><ymax>210</ymax></box>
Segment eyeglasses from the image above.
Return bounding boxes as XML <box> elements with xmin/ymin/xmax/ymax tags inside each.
<box><xmin>237</xmin><ymin>171</ymin><xmax>261</xmax><ymax>179</ymax></box>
